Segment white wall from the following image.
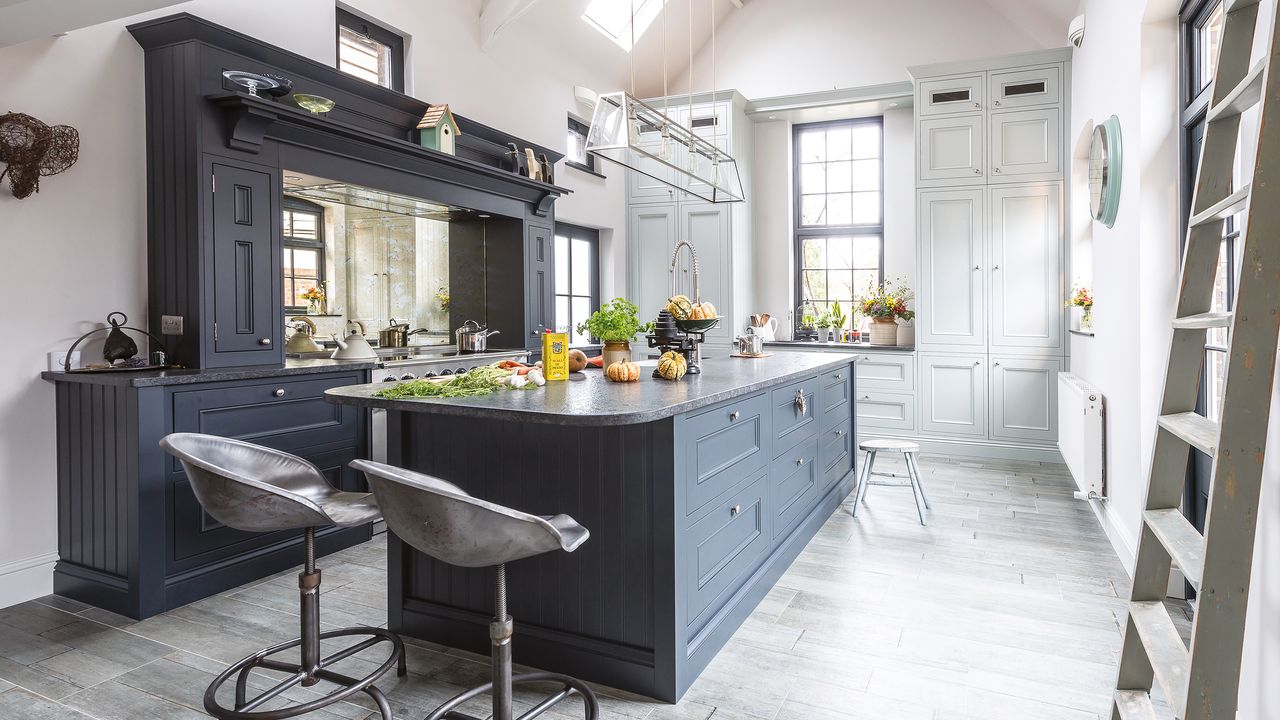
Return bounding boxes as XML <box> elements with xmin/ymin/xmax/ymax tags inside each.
<box><xmin>0</xmin><ymin>0</ymin><xmax>628</xmax><ymax>606</ymax></box>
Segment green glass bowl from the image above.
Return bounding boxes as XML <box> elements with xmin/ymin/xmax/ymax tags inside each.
<box><xmin>675</xmin><ymin>318</ymin><xmax>720</xmax><ymax>333</ymax></box>
<box><xmin>294</xmin><ymin>93</ymin><xmax>335</xmax><ymax>114</ymax></box>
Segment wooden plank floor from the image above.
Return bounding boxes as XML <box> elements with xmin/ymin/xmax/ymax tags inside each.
<box><xmin>0</xmin><ymin>454</ymin><xmax>1192</xmax><ymax>719</ymax></box>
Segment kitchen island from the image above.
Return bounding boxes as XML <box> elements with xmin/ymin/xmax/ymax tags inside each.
<box><xmin>326</xmin><ymin>351</ymin><xmax>858</xmax><ymax>701</ymax></box>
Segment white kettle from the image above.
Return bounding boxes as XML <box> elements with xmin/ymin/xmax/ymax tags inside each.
<box><xmin>330</xmin><ymin>321</ymin><xmax>377</xmax><ymax>360</ymax></box>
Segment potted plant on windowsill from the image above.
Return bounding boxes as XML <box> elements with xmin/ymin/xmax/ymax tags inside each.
<box><xmin>577</xmin><ymin>298</ymin><xmax>653</xmax><ymax>368</ymax></box>
<box><xmin>856</xmin><ymin>279</ymin><xmax>915</xmax><ymax>346</ymax></box>
<box><xmin>1067</xmin><ymin>286</ymin><xmax>1093</xmax><ymax>332</ymax></box>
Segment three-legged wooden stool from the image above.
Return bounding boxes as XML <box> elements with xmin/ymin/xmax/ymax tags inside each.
<box><xmin>850</xmin><ymin>438</ymin><xmax>930</xmax><ymax>525</ymax></box>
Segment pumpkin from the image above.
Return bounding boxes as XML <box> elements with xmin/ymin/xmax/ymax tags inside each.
<box><xmin>689</xmin><ymin>304</ymin><xmax>707</xmax><ymax>320</ymax></box>
<box><xmin>568</xmin><ymin>349</ymin><xmax>589</xmax><ymax>372</ymax></box>
<box><xmin>666</xmin><ymin>294</ymin><xmax>694</xmax><ymax>320</ymax></box>
<box><xmin>606</xmin><ymin>360</ymin><xmax>641</xmax><ymax>382</ymax></box>
<box><xmin>657</xmin><ymin>351</ymin><xmax>688</xmax><ymax>381</ymax></box>
<box><xmin>699</xmin><ymin>301</ymin><xmax>718</xmax><ymax>318</ymax></box>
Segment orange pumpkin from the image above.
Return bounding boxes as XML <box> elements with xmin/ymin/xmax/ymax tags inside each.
<box><xmin>605</xmin><ymin>360</ymin><xmax>641</xmax><ymax>382</ymax></box>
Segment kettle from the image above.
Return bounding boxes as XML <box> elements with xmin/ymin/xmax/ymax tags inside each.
<box><xmin>331</xmin><ymin>320</ymin><xmax>377</xmax><ymax>360</ymax></box>
<box><xmin>285</xmin><ymin>316</ymin><xmax>323</xmax><ymax>354</ymax></box>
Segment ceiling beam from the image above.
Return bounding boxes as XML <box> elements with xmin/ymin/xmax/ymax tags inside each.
<box><xmin>479</xmin><ymin>0</ymin><xmax>540</xmax><ymax>51</ymax></box>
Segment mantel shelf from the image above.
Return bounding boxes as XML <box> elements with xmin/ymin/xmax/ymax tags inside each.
<box><xmin>207</xmin><ymin>91</ymin><xmax>569</xmax><ymax>216</ymax></box>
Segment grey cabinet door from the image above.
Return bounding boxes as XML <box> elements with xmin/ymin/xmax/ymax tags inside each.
<box><xmin>628</xmin><ymin>203</ymin><xmax>678</xmax><ymax>327</ymax></box>
<box><xmin>989</xmin><ymin>108</ymin><xmax>1062</xmax><ymax>182</ymax></box>
<box><xmin>988</xmin><ymin>183</ymin><xmax>1062</xmax><ymax>351</ymax></box>
<box><xmin>919</xmin><ymin>353</ymin><xmax>987</xmax><ymax>438</ymax></box>
<box><xmin>525</xmin><ymin>222</ymin><xmax>554</xmax><ymax>344</ymax></box>
<box><xmin>679</xmin><ymin>202</ymin><xmax>731</xmax><ymax>345</ymax></box>
<box><xmin>918</xmin><ymin>188</ymin><xmax>985</xmax><ymax>349</ymax></box>
<box><xmin>918</xmin><ymin>115</ymin><xmax>985</xmax><ymax>185</ymax></box>
<box><xmin>211</xmin><ymin>163</ymin><xmax>278</xmax><ymax>357</ymax></box>
<box><xmin>990</xmin><ymin>356</ymin><xmax>1061</xmax><ymax>442</ymax></box>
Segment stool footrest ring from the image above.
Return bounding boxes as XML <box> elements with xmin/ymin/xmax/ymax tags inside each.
<box><xmin>424</xmin><ymin>671</ymin><xmax>600</xmax><ymax>720</ymax></box>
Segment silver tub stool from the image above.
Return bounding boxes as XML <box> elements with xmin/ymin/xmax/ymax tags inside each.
<box><xmin>353</xmin><ymin>459</ymin><xmax>599</xmax><ymax>720</ymax></box>
<box><xmin>850</xmin><ymin>438</ymin><xmax>931</xmax><ymax>525</ymax></box>
<box><xmin>160</xmin><ymin>433</ymin><xmax>406</xmax><ymax>720</ymax></box>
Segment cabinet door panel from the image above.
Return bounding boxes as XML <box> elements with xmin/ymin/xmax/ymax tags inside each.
<box><xmin>919</xmin><ymin>355</ymin><xmax>986</xmax><ymax>437</ymax></box>
<box><xmin>918</xmin><ymin>189</ymin><xmax>985</xmax><ymax>348</ymax></box>
<box><xmin>679</xmin><ymin>203</ymin><xmax>731</xmax><ymax>345</ymax></box>
<box><xmin>919</xmin><ymin>116</ymin><xmax>984</xmax><ymax>184</ymax></box>
<box><xmin>989</xmin><ymin>184</ymin><xmax>1062</xmax><ymax>350</ymax></box>
<box><xmin>525</xmin><ymin>223</ymin><xmax>554</xmax><ymax>344</ymax></box>
<box><xmin>990</xmin><ymin>356</ymin><xmax>1061</xmax><ymax>443</ymax></box>
<box><xmin>917</xmin><ymin>74</ymin><xmax>986</xmax><ymax>116</ymax></box>
<box><xmin>628</xmin><ymin>204</ymin><xmax>678</xmax><ymax>326</ymax></box>
<box><xmin>989</xmin><ymin>66</ymin><xmax>1061</xmax><ymax>110</ymax></box>
<box><xmin>211</xmin><ymin>163</ymin><xmax>277</xmax><ymax>356</ymax></box>
<box><xmin>627</xmin><ymin>125</ymin><xmax>681</xmax><ymax>202</ymax></box>
<box><xmin>855</xmin><ymin>352</ymin><xmax>915</xmax><ymax>391</ymax></box>
<box><xmin>990</xmin><ymin>108</ymin><xmax>1061</xmax><ymax>181</ymax></box>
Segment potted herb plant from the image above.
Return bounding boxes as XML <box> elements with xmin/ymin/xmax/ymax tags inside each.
<box><xmin>856</xmin><ymin>279</ymin><xmax>915</xmax><ymax>346</ymax></box>
<box><xmin>577</xmin><ymin>298</ymin><xmax>653</xmax><ymax>368</ymax></box>
<box><xmin>829</xmin><ymin>301</ymin><xmax>847</xmax><ymax>342</ymax></box>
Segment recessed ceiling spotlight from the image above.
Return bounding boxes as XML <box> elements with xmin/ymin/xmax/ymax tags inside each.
<box><xmin>768</xmin><ymin>115</ymin><xmax>777</xmax><ymax>120</ymax></box>
<box><xmin>888</xmin><ymin>102</ymin><xmax>899</xmax><ymax>108</ymax></box>
<box><xmin>285</xmin><ymin>175</ymin><xmax>302</xmax><ymax>181</ymax></box>
<box><xmin>478</xmin><ymin>214</ymin><xmax>491</xmax><ymax>219</ymax></box>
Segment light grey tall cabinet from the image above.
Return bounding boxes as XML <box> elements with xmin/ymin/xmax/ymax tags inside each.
<box><xmin>626</xmin><ymin>91</ymin><xmax>754</xmax><ymax>357</ymax></box>
<box><xmin>856</xmin><ymin>50</ymin><xmax>1071</xmax><ymax>461</ymax></box>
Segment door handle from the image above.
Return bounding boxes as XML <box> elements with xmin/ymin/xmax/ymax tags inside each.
<box><xmin>794</xmin><ymin>390</ymin><xmax>808</xmax><ymax>416</ymax></box>
<box><xmin>259</xmin><ymin>338</ymin><xmax>272</xmax><ymax>346</ymax></box>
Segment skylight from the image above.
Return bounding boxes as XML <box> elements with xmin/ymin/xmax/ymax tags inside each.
<box><xmin>582</xmin><ymin>0</ymin><xmax>666</xmax><ymax>51</ymax></box>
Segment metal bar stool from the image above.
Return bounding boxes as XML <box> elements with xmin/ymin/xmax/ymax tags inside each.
<box><xmin>850</xmin><ymin>438</ymin><xmax>931</xmax><ymax>525</ymax></box>
<box><xmin>352</xmin><ymin>459</ymin><xmax>600</xmax><ymax>720</ymax></box>
<box><xmin>160</xmin><ymin>433</ymin><xmax>406</xmax><ymax>720</ymax></box>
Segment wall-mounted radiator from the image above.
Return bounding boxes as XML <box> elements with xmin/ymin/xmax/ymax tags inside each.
<box><xmin>1057</xmin><ymin>372</ymin><xmax>1105</xmax><ymax>500</ymax></box>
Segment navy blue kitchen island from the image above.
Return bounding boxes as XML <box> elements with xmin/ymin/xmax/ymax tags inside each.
<box><xmin>326</xmin><ymin>351</ymin><xmax>858</xmax><ymax>701</ymax></box>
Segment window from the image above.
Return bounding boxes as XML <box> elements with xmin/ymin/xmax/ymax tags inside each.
<box><xmin>582</xmin><ymin>0</ymin><xmax>665</xmax><ymax>50</ymax></box>
<box><xmin>283</xmin><ymin>200</ymin><xmax>325</xmax><ymax>312</ymax></box>
<box><xmin>566</xmin><ymin>115</ymin><xmax>602</xmax><ymax>176</ymax></box>
<box><xmin>793</xmin><ymin>118</ymin><xmax>884</xmax><ymax>315</ymax></box>
<box><xmin>336</xmin><ymin>8</ymin><xmax>404</xmax><ymax>92</ymax></box>
<box><xmin>554</xmin><ymin>224</ymin><xmax>600</xmax><ymax>345</ymax></box>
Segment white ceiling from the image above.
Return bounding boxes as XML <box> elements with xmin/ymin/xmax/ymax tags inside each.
<box><xmin>0</xmin><ymin>0</ymin><xmax>187</xmax><ymax>48</ymax></box>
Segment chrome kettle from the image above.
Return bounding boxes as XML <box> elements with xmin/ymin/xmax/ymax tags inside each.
<box><xmin>285</xmin><ymin>316</ymin><xmax>323</xmax><ymax>354</ymax></box>
<box><xmin>331</xmin><ymin>321</ymin><xmax>377</xmax><ymax>360</ymax></box>
<box><xmin>455</xmin><ymin>320</ymin><xmax>500</xmax><ymax>353</ymax></box>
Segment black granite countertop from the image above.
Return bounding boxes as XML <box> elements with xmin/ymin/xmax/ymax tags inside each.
<box><xmin>325</xmin><ymin>351</ymin><xmax>858</xmax><ymax>426</ymax></box>
<box><xmin>40</xmin><ymin>358</ymin><xmax>379</xmax><ymax>387</ymax></box>
<box><xmin>765</xmin><ymin>340</ymin><xmax>915</xmax><ymax>353</ymax></box>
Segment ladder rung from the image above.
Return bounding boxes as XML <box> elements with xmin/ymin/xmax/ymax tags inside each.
<box><xmin>1172</xmin><ymin>312</ymin><xmax>1233</xmax><ymax>330</ymax></box>
<box><xmin>1209</xmin><ymin>60</ymin><xmax>1266</xmax><ymax>122</ymax></box>
<box><xmin>1226</xmin><ymin>0</ymin><xmax>1261</xmax><ymax>12</ymax></box>
<box><xmin>1114</xmin><ymin>690</ymin><xmax>1158</xmax><ymax>720</ymax></box>
<box><xmin>1130</xmin><ymin>601</ymin><xmax>1190</xmax><ymax>714</ymax></box>
<box><xmin>1144</xmin><ymin>509</ymin><xmax>1205</xmax><ymax>592</ymax></box>
<box><xmin>1158</xmin><ymin>412</ymin><xmax>1220</xmax><ymax>457</ymax></box>
<box><xmin>1190</xmin><ymin>185</ymin><xmax>1251</xmax><ymax>228</ymax></box>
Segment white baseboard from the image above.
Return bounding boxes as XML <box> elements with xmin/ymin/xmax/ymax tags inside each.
<box><xmin>1087</xmin><ymin>497</ymin><xmax>1137</xmax><ymax>576</ymax></box>
<box><xmin>857</xmin><ymin>430</ymin><xmax>1066</xmax><ymax>464</ymax></box>
<box><xmin>0</xmin><ymin>552</ymin><xmax>58</xmax><ymax>609</ymax></box>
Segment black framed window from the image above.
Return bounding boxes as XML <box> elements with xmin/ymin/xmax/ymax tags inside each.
<box><xmin>336</xmin><ymin>8</ymin><xmax>405</xmax><ymax>92</ymax></box>
<box><xmin>554</xmin><ymin>223</ymin><xmax>600</xmax><ymax>345</ymax></box>
<box><xmin>283</xmin><ymin>199</ymin><xmax>325</xmax><ymax>313</ymax></box>
<box><xmin>793</xmin><ymin>117</ymin><xmax>884</xmax><ymax>314</ymax></box>
<box><xmin>566</xmin><ymin>115</ymin><xmax>603</xmax><ymax>176</ymax></box>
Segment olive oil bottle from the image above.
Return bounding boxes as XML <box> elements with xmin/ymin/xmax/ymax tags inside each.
<box><xmin>541</xmin><ymin>330</ymin><xmax>570</xmax><ymax>381</ymax></box>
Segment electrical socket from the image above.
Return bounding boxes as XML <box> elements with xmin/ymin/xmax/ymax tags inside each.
<box><xmin>48</xmin><ymin>351</ymin><xmax>81</xmax><ymax>372</ymax></box>
<box><xmin>161</xmin><ymin>315</ymin><xmax>184</xmax><ymax>335</ymax></box>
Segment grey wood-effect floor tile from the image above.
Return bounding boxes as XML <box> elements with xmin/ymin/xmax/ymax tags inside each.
<box><xmin>0</xmin><ymin>655</ymin><xmax>85</xmax><ymax>699</ymax></box>
<box><xmin>0</xmin><ymin>686</ymin><xmax>96</xmax><ymax>719</ymax></box>
<box><xmin>62</xmin><ymin>678</ymin><xmax>212</xmax><ymax>720</ymax></box>
<box><xmin>30</xmin><ymin>648</ymin><xmax>140</xmax><ymax>688</ymax></box>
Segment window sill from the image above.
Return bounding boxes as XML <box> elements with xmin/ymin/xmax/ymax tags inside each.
<box><xmin>566</xmin><ymin>160</ymin><xmax>606</xmax><ymax>179</ymax></box>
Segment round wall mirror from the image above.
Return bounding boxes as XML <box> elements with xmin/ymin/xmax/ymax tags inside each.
<box><xmin>1088</xmin><ymin>115</ymin><xmax>1123</xmax><ymax>228</ymax></box>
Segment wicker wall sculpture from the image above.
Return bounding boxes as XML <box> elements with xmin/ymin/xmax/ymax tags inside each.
<box><xmin>0</xmin><ymin>112</ymin><xmax>80</xmax><ymax>199</ymax></box>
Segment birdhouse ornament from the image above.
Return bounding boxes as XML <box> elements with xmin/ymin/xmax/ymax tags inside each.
<box><xmin>417</xmin><ymin>104</ymin><xmax>461</xmax><ymax>155</ymax></box>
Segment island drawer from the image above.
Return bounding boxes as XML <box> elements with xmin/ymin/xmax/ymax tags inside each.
<box><xmin>855</xmin><ymin>353</ymin><xmax>915</xmax><ymax>392</ymax></box>
<box><xmin>771</xmin><ymin>376</ymin><xmax>819</xmax><ymax>458</ymax></box>
<box><xmin>686</xmin><ymin>471</ymin><xmax>771</xmax><ymax>633</ymax></box>
<box><xmin>771</xmin><ymin>436</ymin><xmax>819</xmax><ymax>541</ymax></box>
<box><xmin>855</xmin><ymin>391</ymin><xmax>917</xmax><ymax>432</ymax></box>
<box><xmin>818</xmin><ymin>424</ymin><xmax>853</xmax><ymax>492</ymax></box>
<box><xmin>681</xmin><ymin>392</ymin><xmax>771</xmax><ymax>516</ymax></box>
<box><xmin>171</xmin><ymin>373</ymin><xmax>363</xmax><ymax>468</ymax></box>
<box><xmin>818</xmin><ymin>365</ymin><xmax>852</xmax><ymax>428</ymax></box>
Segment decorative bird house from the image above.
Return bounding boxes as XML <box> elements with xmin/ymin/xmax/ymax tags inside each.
<box><xmin>416</xmin><ymin>104</ymin><xmax>461</xmax><ymax>155</ymax></box>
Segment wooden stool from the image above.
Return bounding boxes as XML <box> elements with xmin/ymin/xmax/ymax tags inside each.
<box><xmin>851</xmin><ymin>438</ymin><xmax>930</xmax><ymax>525</ymax></box>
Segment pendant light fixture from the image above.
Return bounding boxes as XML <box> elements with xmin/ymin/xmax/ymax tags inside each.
<box><xmin>585</xmin><ymin>0</ymin><xmax>745</xmax><ymax>203</ymax></box>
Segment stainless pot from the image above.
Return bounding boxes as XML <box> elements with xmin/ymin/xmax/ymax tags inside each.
<box><xmin>456</xmin><ymin>320</ymin><xmax>500</xmax><ymax>353</ymax></box>
<box><xmin>379</xmin><ymin>320</ymin><xmax>410</xmax><ymax>348</ymax></box>
<box><xmin>736</xmin><ymin>334</ymin><xmax>764</xmax><ymax>356</ymax></box>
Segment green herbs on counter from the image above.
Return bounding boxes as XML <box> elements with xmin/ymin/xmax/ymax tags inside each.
<box><xmin>373</xmin><ymin>364</ymin><xmax>544</xmax><ymax>399</ymax></box>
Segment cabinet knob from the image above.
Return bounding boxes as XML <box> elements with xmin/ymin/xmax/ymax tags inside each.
<box><xmin>862</xmin><ymin>394</ymin><xmax>871</xmax><ymax>400</ymax></box>
<box><xmin>994</xmin><ymin>362</ymin><xmax>1001</xmax><ymax>368</ymax></box>
<box><xmin>973</xmin><ymin>361</ymin><xmax>981</xmax><ymax>367</ymax></box>
<box><xmin>835</xmin><ymin>374</ymin><xmax>844</xmax><ymax>380</ymax></box>
<box><xmin>729</xmin><ymin>411</ymin><xmax>740</xmax><ymax>421</ymax></box>
<box><xmin>993</xmin><ymin>265</ymin><xmax>1001</xmax><ymax>270</ymax></box>
<box><xmin>993</xmin><ymin>167</ymin><xmax>1002</xmax><ymax>174</ymax></box>
<box><xmin>259</xmin><ymin>338</ymin><xmax>271</xmax><ymax>346</ymax></box>
<box><xmin>973</xmin><ymin>102</ymin><xmax>982</xmax><ymax>109</ymax></box>
<box><xmin>835</xmin><ymin>429</ymin><xmax>845</xmax><ymax>437</ymax></box>
<box><xmin>973</xmin><ymin>168</ymin><xmax>982</xmax><ymax>175</ymax></box>
<box><xmin>973</xmin><ymin>265</ymin><xmax>981</xmax><ymax>271</ymax></box>
<box><xmin>994</xmin><ymin>100</ymin><xmax>1002</xmax><ymax>106</ymax></box>
<box><xmin>730</xmin><ymin>504</ymin><xmax>741</xmax><ymax>517</ymax></box>
<box><xmin>796</xmin><ymin>457</ymin><xmax>805</xmax><ymax>466</ymax></box>
<box><xmin>272</xmin><ymin>388</ymin><xmax>286</xmax><ymax>397</ymax></box>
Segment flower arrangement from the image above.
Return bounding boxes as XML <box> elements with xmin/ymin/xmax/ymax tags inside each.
<box><xmin>436</xmin><ymin>287</ymin><xmax>451</xmax><ymax>312</ymax></box>
<box><xmin>1066</xmin><ymin>286</ymin><xmax>1093</xmax><ymax>309</ymax></box>
<box><xmin>856</xmin><ymin>279</ymin><xmax>915</xmax><ymax>322</ymax></box>
<box><xmin>300</xmin><ymin>286</ymin><xmax>326</xmax><ymax>314</ymax></box>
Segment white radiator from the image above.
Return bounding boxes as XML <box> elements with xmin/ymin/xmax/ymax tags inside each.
<box><xmin>1057</xmin><ymin>372</ymin><xmax>1106</xmax><ymax>500</ymax></box>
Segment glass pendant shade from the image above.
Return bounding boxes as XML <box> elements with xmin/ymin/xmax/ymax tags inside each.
<box><xmin>585</xmin><ymin>91</ymin><xmax>745</xmax><ymax>203</ymax></box>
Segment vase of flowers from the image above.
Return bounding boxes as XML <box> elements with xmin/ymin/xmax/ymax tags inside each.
<box><xmin>301</xmin><ymin>286</ymin><xmax>326</xmax><ymax>315</ymax></box>
<box><xmin>577</xmin><ymin>298</ymin><xmax>653</xmax><ymax>367</ymax></box>
<box><xmin>1067</xmin><ymin>286</ymin><xmax>1093</xmax><ymax>332</ymax></box>
<box><xmin>856</xmin><ymin>279</ymin><xmax>915</xmax><ymax>346</ymax></box>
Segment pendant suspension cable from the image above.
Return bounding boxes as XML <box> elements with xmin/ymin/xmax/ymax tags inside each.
<box><xmin>711</xmin><ymin>0</ymin><xmax>719</xmax><ymax>169</ymax></box>
<box><xmin>629</xmin><ymin>0</ymin><xmax>636</xmax><ymax>96</ymax></box>
<box><xmin>688</xmin><ymin>0</ymin><xmax>694</xmax><ymax>131</ymax></box>
<box><xmin>662</xmin><ymin>0</ymin><xmax>668</xmax><ymax>118</ymax></box>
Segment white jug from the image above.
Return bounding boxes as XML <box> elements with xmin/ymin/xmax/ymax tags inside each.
<box><xmin>749</xmin><ymin>317</ymin><xmax>778</xmax><ymax>342</ymax></box>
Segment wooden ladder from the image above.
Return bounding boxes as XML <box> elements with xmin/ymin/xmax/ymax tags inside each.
<box><xmin>1111</xmin><ymin>1</ymin><xmax>1280</xmax><ymax>718</ymax></box>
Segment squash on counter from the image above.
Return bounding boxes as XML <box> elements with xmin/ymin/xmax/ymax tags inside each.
<box><xmin>568</xmin><ymin>349</ymin><xmax>589</xmax><ymax>372</ymax></box>
<box><xmin>656</xmin><ymin>351</ymin><xmax>687</xmax><ymax>381</ymax></box>
<box><xmin>605</xmin><ymin>360</ymin><xmax>641</xmax><ymax>382</ymax></box>
<box><xmin>666</xmin><ymin>294</ymin><xmax>694</xmax><ymax>320</ymax></box>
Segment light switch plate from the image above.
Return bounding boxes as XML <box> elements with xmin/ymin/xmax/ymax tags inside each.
<box><xmin>161</xmin><ymin>315</ymin><xmax>184</xmax><ymax>335</ymax></box>
<box><xmin>48</xmin><ymin>351</ymin><xmax>80</xmax><ymax>371</ymax></box>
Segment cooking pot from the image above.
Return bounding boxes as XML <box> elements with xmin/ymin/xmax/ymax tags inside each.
<box><xmin>456</xmin><ymin>320</ymin><xmax>500</xmax><ymax>353</ymax></box>
<box><xmin>379</xmin><ymin>320</ymin><xmax>411</xmax><ymax>348</ymax></box>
